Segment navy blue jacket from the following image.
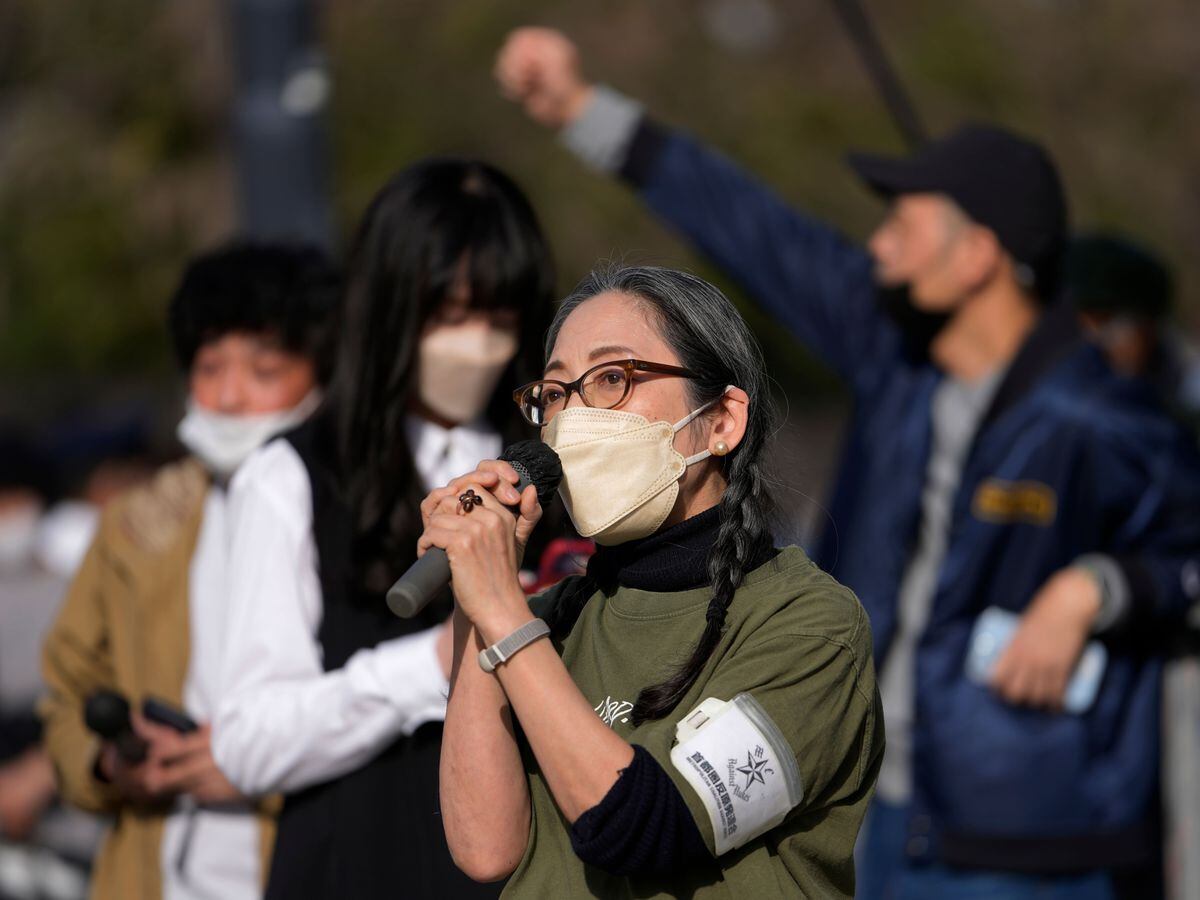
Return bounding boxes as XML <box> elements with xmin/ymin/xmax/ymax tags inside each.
<box><xmin>615</xmin><ymin>120</ymin><xmax>1200</xmax><ymax>872</ymax></box>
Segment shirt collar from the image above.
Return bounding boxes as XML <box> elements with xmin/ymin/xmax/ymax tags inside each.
<box><xmin>404</xmin><ymin>413</ymin><xmax>501</xmax><ymax>486</ymax></box>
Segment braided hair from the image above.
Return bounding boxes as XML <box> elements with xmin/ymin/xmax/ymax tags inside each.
<box><xmin>544</xmin><ymin>265</ymin><xmax>779</xmax><ymax>725</ymax></box>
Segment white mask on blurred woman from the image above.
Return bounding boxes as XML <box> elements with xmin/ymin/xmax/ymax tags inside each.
<box><xmin>177</xmin><ymin>390</ymin><xmax>322</xmax><ymax>478</ymax></box>
<box><xmin>418</xmin><ymin>322</ymin><xmax>518</xmax><ymax>425</ymax></box>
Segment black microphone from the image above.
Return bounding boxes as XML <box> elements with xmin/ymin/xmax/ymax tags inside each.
<box><xmin>85</xmin><ymin>689</ymin><xmax>148</xmax><ymax>764</ymax></box>
<box><xmin>386</xmin><ymin>440</ymin><xmax>562</xmax><ymax>619</ymax></box>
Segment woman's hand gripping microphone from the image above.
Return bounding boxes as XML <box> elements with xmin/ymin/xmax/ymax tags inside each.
<box><xmin>418</xmin><ymin>460</ymin><xmax>543</xmax><ymax>642</ymax></box>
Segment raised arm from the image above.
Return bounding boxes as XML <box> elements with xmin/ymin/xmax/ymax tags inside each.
<box><xmin>439</xmin><ymin>608</ymin><xmax>530</xmax><ymax>881</ymax></box>
<box><xmin>431</xmin><ymin>466</ymin><xmax>634</xmax><ymax>882</ymax></box>
<box><xmin>495</xmin><ymin>27</ymin><xmax>892</xmax><ymax>389</ymax></box>
<box><xmin>212</xmin><ymin>441</ymin><xmax>449</xmax><ymax>796</ymax></box>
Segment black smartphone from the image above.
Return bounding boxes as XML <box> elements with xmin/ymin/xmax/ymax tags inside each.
<box><xmin>142</xmin><ymin>696</ymin><xmax>199</xmax><ymax>734</ymax></box>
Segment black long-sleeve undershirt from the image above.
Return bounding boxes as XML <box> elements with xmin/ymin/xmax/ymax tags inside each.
<box><xmin>570</xmin><ymin>744</ymin><xmax>709</xmax><ymax>877</ymax></box>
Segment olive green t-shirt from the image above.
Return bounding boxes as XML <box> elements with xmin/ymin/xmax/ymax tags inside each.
<box><xmin>503</xmin><ymin>546</ymin><xmax>883</xmax><ymax>899</ymax></box>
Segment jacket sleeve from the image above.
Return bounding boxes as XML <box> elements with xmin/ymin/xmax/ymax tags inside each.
<box><xmin>618</xmin><ymin>119</ymin><xmax>895</xmax><ymax>391</ymax></box>
<box><xmin>1083</xmin><ymin>398</ymin><xmax>1200</xmax><ymax>626</ymax></box>
<box><xmin>39</xmin><ymin>516</ymin><xmax>123</xmax><ymax>815</ymax></box>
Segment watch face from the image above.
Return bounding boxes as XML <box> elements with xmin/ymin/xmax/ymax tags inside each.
<box><xmin>478</xmin><ymin>646</ymin><xmax>501</xmax><ymax>673</ymax></box>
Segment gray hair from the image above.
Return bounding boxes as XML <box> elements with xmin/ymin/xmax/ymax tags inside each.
<box><xmin>547</xmin><ymin>264</ymin><xmax>779</xmax><ymax>723</ymax></box>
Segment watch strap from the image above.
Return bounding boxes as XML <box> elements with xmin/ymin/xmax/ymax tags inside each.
<box><xmin>478</xmin><ymin>618</ymin><xmax>551</xmax><ymax>673</ymax></box>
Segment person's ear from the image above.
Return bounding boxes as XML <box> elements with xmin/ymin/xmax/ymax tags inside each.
<box><xmin>709</xmin><ymin>387</ymin><xmax>750</xmax><ymax>457</ymax></box>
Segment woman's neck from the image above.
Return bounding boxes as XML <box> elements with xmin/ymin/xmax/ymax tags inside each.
<box><xmin>663</xmin><ymin>463</ymin><xmax>727</xmax><ymax>529</ymax></box>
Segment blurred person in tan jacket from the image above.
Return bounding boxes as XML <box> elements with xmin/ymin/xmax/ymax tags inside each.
<box><xmin>40</xmin><ymin>242</ymin><xmax>340</xmax><ymax>900</ymax></box>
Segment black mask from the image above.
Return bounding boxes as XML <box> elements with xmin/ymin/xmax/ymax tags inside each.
<box><xmin>876</xmin><ymin>284</ymin><xmax>953</xmax><ymax>363</ymax></box>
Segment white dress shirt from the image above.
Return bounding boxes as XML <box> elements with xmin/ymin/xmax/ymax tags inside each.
<box><xmin>161</xmin><ymin>488</ymin><xmax>261</xmax><ymax>900</ymax></box>
<box><xmin>212</xmin><ymin>416</ymin><xmax>501</xmax><ymax>797</ymax></box>
<box><xmin>404</xmin><ymin>414</ymin><xmax>504</xmax><ymax>493</ymax></box>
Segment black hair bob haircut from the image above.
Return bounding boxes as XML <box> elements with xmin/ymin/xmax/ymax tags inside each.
<box><xmin>167</xmin><ymin>241</ymin><xmax>342</xmax><ymax>381</ymax></box>
<box><xmin>324</xmin><ymin>157</ymin><xmax>556</xmax><ymax>595</ymax></box>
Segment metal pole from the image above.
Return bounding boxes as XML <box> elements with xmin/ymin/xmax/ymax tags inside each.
<box><xmin>228</xmin><ymin>0</ymin><xmax>333</xmax><ymax>248</ymax></box>
<box><xmin>829</xmin><ymin>0</ymin><xmax>928</xmax><ymax>148</ymax></box>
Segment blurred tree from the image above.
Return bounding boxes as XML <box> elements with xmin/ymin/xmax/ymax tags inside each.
<box><xmin>1</xmin><ymin>0</ymin><xmax>1197</xmax><ymax>403</ymax></box>
<box><xmin>0</xmin><ymin>0</ymin><xmax>230</xmax><ymax>380</ymax></box>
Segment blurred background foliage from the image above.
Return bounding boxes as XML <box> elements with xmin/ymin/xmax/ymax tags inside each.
<box><xmin>1</xmin><ymin>0</ymin><xmax>1197</xmax><ymax>420</ymax></box>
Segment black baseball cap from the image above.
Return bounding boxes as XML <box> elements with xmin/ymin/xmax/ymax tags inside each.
<box><xmin>1066</xmin><ymin>233</ymin><xmax>1173</xmax><ymax>320</ymax></box>
<box><xmin>847</xmin><ymin>124</ymin><xmax>1068</xmax><ymax>294</ymax></box>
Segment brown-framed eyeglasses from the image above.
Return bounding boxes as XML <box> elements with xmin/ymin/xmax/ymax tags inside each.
<box><xmin>513</xmin><ymin>358</ymin><xmax>695</xmax><ymax>426</ymax></box>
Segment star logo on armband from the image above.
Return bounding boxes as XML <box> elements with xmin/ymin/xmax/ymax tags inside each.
<box><xmin>737</xmin><ymin>750</ymin><xmax>770</xmax><ymax>789</ymax></box>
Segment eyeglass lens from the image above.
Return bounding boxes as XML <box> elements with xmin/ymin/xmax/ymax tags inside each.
<box><xmin>521</xmin><ymin>362</ymin><xmax>631</xmax><ymax>424</ymax></box>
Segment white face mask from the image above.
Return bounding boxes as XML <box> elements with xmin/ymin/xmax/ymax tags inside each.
<box><xmin>418</xmin><ymin>322</ymin><xmax>518</xmax><ymax>425</ymax></box>
<box><xmin>177</xmin><ymin>389</ymin><xmax>322</xmax><ymax>477</ymax></box>
<box><xmin>542</xmin><ymin>391</ymin><xmax>730</xmax><ymax>546</ymax></box>
<box><xmin>0</xmin><ymin>503</ymin><xmax>41</xmax><ymax>572</ymax></box>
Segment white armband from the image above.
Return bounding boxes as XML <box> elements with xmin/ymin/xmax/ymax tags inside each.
<box><xmin>669</xmin><ymin>693</ymin><xmax>803</xmax><ymax>855</ymax></box>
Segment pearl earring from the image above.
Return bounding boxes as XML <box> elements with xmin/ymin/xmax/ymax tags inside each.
<box><xmin>713</xmin><ymin>440</ymin><xmax>729</xmax><ymax>456</ymax></box>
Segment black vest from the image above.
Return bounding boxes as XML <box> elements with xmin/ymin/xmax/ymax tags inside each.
<box><xmin>265</xmin><ymin>421</ymin><xmax>500</xmax><ymax>900</ymax></box>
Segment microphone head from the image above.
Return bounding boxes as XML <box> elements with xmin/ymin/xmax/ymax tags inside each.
<box><xmin>85</xmin><ymin>690</ymin><xmax>132</xmax><ymax>740</ymax></box>
<box><xmin>499</xmin><ymin>440</ymin><xmax>562</xmax><ymax>507</ymax></box>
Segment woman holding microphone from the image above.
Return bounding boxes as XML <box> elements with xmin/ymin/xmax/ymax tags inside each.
<box><xmin>426</xmin><ymin>265</ymin><xmax>882</xmax><ymax>898</ymax></box>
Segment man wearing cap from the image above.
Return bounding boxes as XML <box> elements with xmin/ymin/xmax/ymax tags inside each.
<box><xmin>1067</xmin><ymin>233</ymin><xmax>1200</xmax><ymax>433</ymax></box>
<box><xmin>494</xmin><ymin>27</ymin><xmax>1200</xmax><ymax>899</ymax></box>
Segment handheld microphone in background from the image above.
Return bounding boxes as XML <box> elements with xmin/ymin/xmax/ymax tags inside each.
<box><xmin>386</xmin><ymin>440</ymin><xmax>562</xmax><ymax>619</ymax></box>
<box><xmin>84</xmin><ymin>690</ymin><xmax>148</xmax><ymax>764</ymax></box>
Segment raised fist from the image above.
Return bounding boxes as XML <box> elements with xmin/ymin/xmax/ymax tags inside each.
<box><xmin>494</xmin><ymin>27</ymin><xmax>594</xmax><ymax>129</ymax></box>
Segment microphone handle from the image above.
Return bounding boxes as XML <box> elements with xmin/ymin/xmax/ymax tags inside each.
<box><xmin>386</xmin><ymin>470</ymin><xmax>535</xmax><ymax>619</ymax></box>
<box><xmin>386</xmin><ymin>548</ymin><xmax>450</xmax><ymax>619</ymax></box>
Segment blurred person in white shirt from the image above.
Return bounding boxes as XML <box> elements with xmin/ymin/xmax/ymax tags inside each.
<box><xmin>213</xmin><ymin>159</ymin><xmax>560</xmax><ymax>900</ymax></box>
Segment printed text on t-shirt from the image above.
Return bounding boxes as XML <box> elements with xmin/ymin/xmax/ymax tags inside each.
<box><xmin>594</xmin><ymin>695</ymin><xmax>634</xmax><ymax>727</ymax></box>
